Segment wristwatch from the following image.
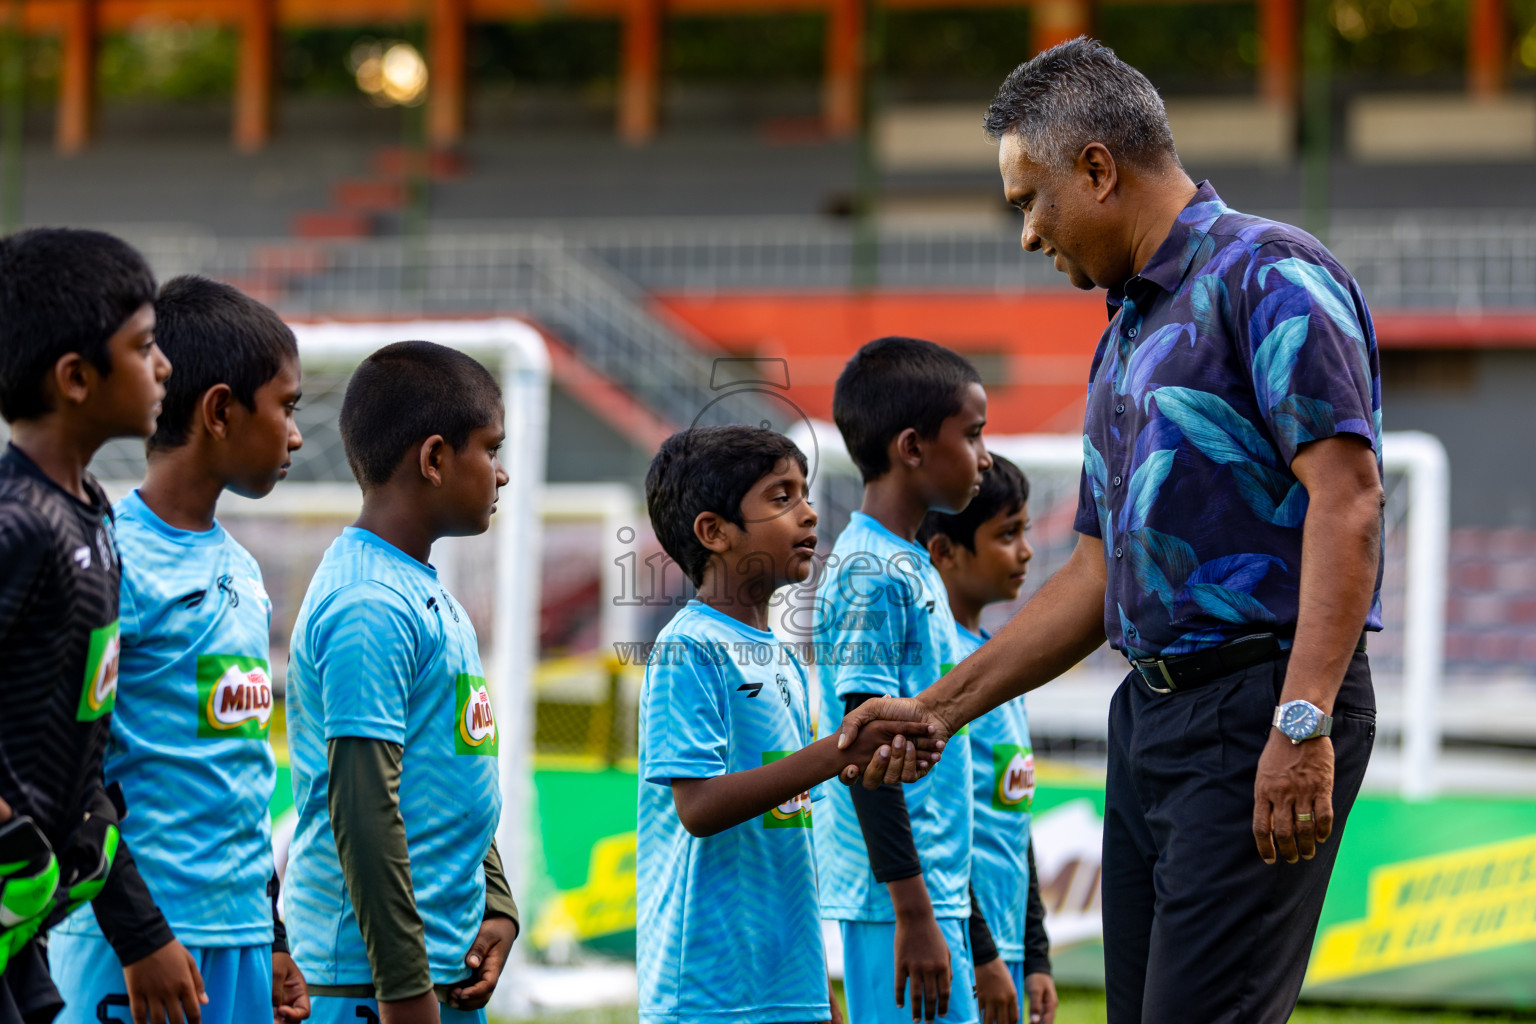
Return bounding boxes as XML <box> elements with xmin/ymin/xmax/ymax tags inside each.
<box><xmin>1273</xmin><ymin>700</ymin><xmax>1333</xmax><ymax>744</ymax></box>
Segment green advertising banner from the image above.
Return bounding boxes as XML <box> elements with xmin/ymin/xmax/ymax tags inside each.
<box><xmin>510</xmin><ymin>762</ymin><xmax>1536</xmax><ymax>1010</ymax></box>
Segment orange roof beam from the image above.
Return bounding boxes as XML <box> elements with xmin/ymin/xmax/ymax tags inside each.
<box><xmin>1467</xmin><ymin>0</ymin><xmax>1505</xmax><ymax>96</ymax></box>
<box><xmin>618</xmin><ymin>0</ymin><xmax>661</xmax><ymax>143</ymax></box>
<box><xmin>234</xmin><ymin>0</ymin><xmax>275</xmax><ymax>151</ymax></box>
<box><xmin>55</xmin><ymin>0</ymin><xmax>95</xmax><ymax>154</ymax></box>
<box><xmin>430</xmin><ymin>0</ymin><xmax>468</xmax><ymax>145</ymax></box>
<box><xmin>823</xmin><ymin>0</ymin><xmax>862</xmax><ymax>136</ymax></box>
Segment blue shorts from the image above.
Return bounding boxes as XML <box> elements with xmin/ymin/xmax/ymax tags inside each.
<box><xmin>47</xmin><ymin>931</ymin><xmax>271</xmax><ymax>1024</ymax></box>
<box><xmin>839</xmin><ymin>919</ymin><xmax>978</xmax><ymax>1024</ymax></box>
<box><xmin>310</xmin><ymin>995</ymin><xmax>486</xmax><ymax>1024</ymax></box>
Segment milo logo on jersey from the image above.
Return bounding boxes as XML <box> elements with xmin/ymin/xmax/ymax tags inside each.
<box><xmin>455</xmin><ymin>674</ymin><xmax>499</xmax><ymax>756</ymax></box>
<box><xmin>761</xmin><ymin>751</ymin><xmax>812</xmax><ymax>829</ymax></box>
<box><xmin>991</xmin><ymin>744</ymin><xmax>1035</xmax><ymax>813</ymax></box>
<box><xmin>76</xmin><ymin>620</ymin><xmax>121</xmax><ymax>722</ymax></box>
<box><xmin>196</xmin><ymin>655</ymin><xmax>274</xmax><ymax>739</ymax></box>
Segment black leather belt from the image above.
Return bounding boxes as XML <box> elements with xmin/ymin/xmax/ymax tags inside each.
<box><xmin>1131</xmin><ymin>633</ymin><xmax>1368</xmax><ymax>695</ymax></box>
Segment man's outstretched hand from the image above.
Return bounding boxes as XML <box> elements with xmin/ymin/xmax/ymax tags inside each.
<box><xmin>833</xmin><ymin>722</ymin><xmax>943</xmax><ymax>788</ymax></box>
<box><xmin>836</xmin><ymin>698</ymin><xmax>952</xmax><ymax>789</ymax></box>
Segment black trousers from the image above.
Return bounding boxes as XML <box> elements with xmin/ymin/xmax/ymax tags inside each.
<box><xmin>1102</xmin><ymin>650</ymin><xmax>1376</xmax><ymax>1024</ymax></box>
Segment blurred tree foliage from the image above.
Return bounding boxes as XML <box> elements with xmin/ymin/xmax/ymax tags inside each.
<box><xmin>3</xmin><ymin>0</ymin><xmax>1533</xmax><ymax>105</ymax></box>
<box><xmin>1508</xmin><ymin>0</ymin><xmax>1536</xmax><ymax>73</ymax></box>
<box><xmin>1095</xmin><ymin>3</ymin><xmax>1259</xmax><ymax>88</ymax></box>
<box><xmin>664</xmin><ymin>15</ymin><xmax>823</xmax><ymax>80</ymax></box>
<box><xmin>470</xmin><ymin>21</ymin><xmax>623</xmax><ymax>84</ymax></box>
<box><xmin>98</xmin><ymin>21</ymin><xmax>238</xmax><ymax>99</ymax></box>
<box><xmin>1323</xmin><ymin>0</ymin><xmax>1468</xmax><ymax>75</ymax></box>
<box><xmin>883</xmin><ymin>9</ymin><xmax>1036</xmax><ymax>83</ymax></box>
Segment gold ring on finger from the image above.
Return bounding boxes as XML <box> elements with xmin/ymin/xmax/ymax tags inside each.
<box><xmin>1296</xmin><ymin>812</ymin><xmax>1313</xmax><ymax>822</ymax></box>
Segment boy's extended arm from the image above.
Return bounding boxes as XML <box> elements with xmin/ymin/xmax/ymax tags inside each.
<box><xmin>668</xmin><ymin>719</ymin><xmax>930</xmax><ymax>838</ymax></box>
<box><xmin>326</xmin><ymin>736</ymin><xmax>433</xmax><ymax>1003</ymax></box>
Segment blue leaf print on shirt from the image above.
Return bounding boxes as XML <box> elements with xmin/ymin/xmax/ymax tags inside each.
<box><xmin>1270</xmin><ymin>393</ymin><xmax>1337</xmax><ymax>454</ymax></box>
<box><xmin>1230</xmin><ymin>462</ymin><xmax>1308</xmax><ymax>527</ymax></box>
<box><xmin>1252</xmin><ymin>314</ymin><xmax>1310</xmax><ymax>414</ymax></box>
<box><xmin>1083</xmin><ymin>434</ymin><xmax>1115</xmax><ymax>539</ymax></box>
<box><xmin>1117</xmin><ymin>322</ymin><xmax>1191</xmax><ymax>399</ymax></box>
<box><xmin>1189</xmin><ymin>584</ymin><xmax>1277</xmax><ymax>624</ymax></box>
<box><xmin>1189</xmin><ymin>275</ymin><xmax>1228</xmax><ymax>343</ymax></box>
<box><xmin>1123</xmin><ymin>449</ymin><xmax>1175</xmax><ymax>535</ymax></box>
<box><xmin>1259</xmin><ymin>257</ymin><xmax>1363</xmax><ymax>343</ymax></box>
<box><xmin>1126</xmin><ymin>528</ymin><xmax>1198</xmax><ymax>614</ymax></box>
<box><xmin>1118</xmin><ymin>604</ymin><xmax>1147</xmax><ymax>660</ymax></box>
<box><xmin>1132</xmin><ymin>417</ymin><xmax>1184</xmax><ymax>470</ymax></box>
<box><xmin>1274</xmin><ymin>484</ymin><xmax>1310</xmax><ymax>527</ymax></box>
<box><xmin>1178</xmin><ymin>199</ymin><xmax>1227</xmax><ymax>230</ymax></box>
<box><xmin>1149</xmin><ymin>387</ymin><xmax>1276</xmax><ymax>466</ymax></box>
<box><xmin>1186</xmin><ymin>552</ymin><xmax>1285</xmax><ymax>593</ymax></box>
<box><xmin>1167</xmin><ymin>629</ymin><xmax>1231</xmax><ymax>654</ymax></box>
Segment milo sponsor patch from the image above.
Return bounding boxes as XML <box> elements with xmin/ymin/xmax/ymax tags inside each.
<box><xmin>762</xmin><ymin>750</ymin><xmax>812</xmax><ymax>828</ymax></box>
<box><xmin>196</xmin><ymin>656</ymin><xmax>274</xmax><ymax>739</ymax></box>
<box><xmin>991</xmin><ymin>744</ymin><xmax>1035</xmax><ymax>812</ymax></box>
<box><xmin>76</xmin><ymin>620</ymin><xmax>121</xmax><ymax>722</ymax></box>
<box><xmin>455</xmin><ymin>674</ymin><xmax>499</xmax><ymax>756</ymax></box>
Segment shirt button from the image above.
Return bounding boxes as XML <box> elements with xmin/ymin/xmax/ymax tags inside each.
<box><xmin>1128</xmin><ymin>626</ymin><xmax>1138</xmax><ymax>637</ymax></box>
<box><xmin>1116</xmin><ymin>403</ymin><xmax>1125</xmax><ymax>414</ymax></box>
<box><xmin>1115</xmin><ymin>547</ymin><xmax>1123</xmax><ymax>558</ymax></box>
<box><xmin>1113</xmin><ymin>475</ymin><xmax>1122</xmax><ymax>487</ymax></box>
<box><xmin>1126</xmin><ymin>327</ymin><xmax>1138</xmax><ymax>339</ymax></box>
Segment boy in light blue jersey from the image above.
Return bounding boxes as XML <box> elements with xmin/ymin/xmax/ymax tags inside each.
<box><xmin>817</xmin><ymin>338</ymin><xmax>994</xmax><ymax>1024</ymax></box>
<box><xmin>284</xmin><ymin>342</ymin><xmax>517</xmax><ymax>1024</ymax></box>
<box><xmin>48</xmin><ymin>276</ymin><xmax>310</xmax><ymax>1024</ymax></box>
<box><xmin>918</xmin><ymin>456</ymin><xmax>1057</xmax><ymax>1024</ymax></box>
<box><xmin>638</xmin><ymin>425</ymin><xmax>936</xmax><ymax>1024</ymax></box>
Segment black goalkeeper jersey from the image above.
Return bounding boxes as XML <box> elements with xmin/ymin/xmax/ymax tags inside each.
<box><xmin>0</xmin><ymin>442</ymin><xmax>121</xmax><ymax>848</ymax></box>
<box><xmin>0</xmin><ymin>442</ymin><xmax>171</xmax><ymax>976</ymax></box>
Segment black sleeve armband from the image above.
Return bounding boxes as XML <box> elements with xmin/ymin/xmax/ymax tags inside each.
<box><xmin>968</xmin><ymin>884</ymin><xmax>999</xmax><ymax>966</ymax></box>
<box><xmin>844</xmin><ymin>694</ymin><xmax>923</xmax><ymax>883</ymax></box>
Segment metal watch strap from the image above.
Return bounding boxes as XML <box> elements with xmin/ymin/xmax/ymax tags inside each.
<box><xmin>1273</xmin><ymin>704</ymin><xmax>1333</xmax><ymax>742</ymax></box>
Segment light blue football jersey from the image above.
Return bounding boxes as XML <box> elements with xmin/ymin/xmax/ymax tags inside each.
<box><xmin>957</xmin><ymin>625</ymin><xmax>1034</xmax><ymax>962</ymax></box>
<box><xmin>284</xmin><ymin>527</ymin><xmax>502</xmax><ymax>988</ymax></box>
<box><xmin>637</xmin><ymin>600</ymin><xmax>829</xmax><ymax>1024</ymax></box>
<box><xmin>55</xmin><ymin>490</ymin><xmax>275</xmax><ymax>947</ymax></box>
<box><xmin>814</xmin><ymin>511</ymin><xmax>972</xmax><ymax>922</ymax></box>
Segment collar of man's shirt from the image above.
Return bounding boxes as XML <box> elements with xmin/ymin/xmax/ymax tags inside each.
<box><xmin>1106</xmin><ymin>180</ymin><xmax>1228</xmax><ymax>316</ymax></box>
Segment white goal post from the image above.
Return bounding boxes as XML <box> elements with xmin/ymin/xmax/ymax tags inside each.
<box><xmin>789</xmin><ymin>422</ymin><xmax>1451</xmax><ymax>801</ymax></box>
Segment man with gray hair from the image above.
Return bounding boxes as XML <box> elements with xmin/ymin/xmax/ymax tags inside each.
<box><xmin>836</xmin><ymin>37</ymin><xmax>1384</xmax><ymax>1023</ymax></box>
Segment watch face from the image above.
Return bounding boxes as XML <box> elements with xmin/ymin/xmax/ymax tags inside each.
<box><xmin>1280</xmin><ymin>703</ymin><xmax>1320</xmax><ymax>738</ymax></box>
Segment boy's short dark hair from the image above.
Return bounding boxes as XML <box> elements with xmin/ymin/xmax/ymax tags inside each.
<box><xmin>646</xmin><ymin>425</ymin><xmax>809</xmax><ymax>588</ymax></box>
<box><xmin>147</xmin><ymin>276</ymin><xmax>299</xmax><ymax>452</ymax></box>
<box><xmin>832</xmin><ymin>337</ymin><xmax>982</xmax><ymax>482</ymax></box>
<box><xmin>0</xmin><ymin>228</ymin><xmax>157</xmax><ymax>422</ymax></box>
<box><xmin>339</xmin><ymin>340</ymin><xmax>503</xmax><ymax>490</ymax></box>
<box><xmin>917</xmin><ymin>454</ymin><xmax>1030</xmax><ymax>553</ymax></box>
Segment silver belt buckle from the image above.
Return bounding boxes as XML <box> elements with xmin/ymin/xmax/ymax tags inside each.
<box><xmin>1136</xmin><ymin>657</ymin><xmax>1177</xmax><ymax>694</ymax></box>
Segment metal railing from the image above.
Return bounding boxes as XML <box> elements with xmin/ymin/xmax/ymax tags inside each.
<box><xmin>110</xmin><ymin>211</ymin><xmax>1536</xmax><ymax>433</ymax></box>
<box><xmin>127</xmin><ymin>232</ymin><xmax>773</xmax><ymax>430</ymax></box>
